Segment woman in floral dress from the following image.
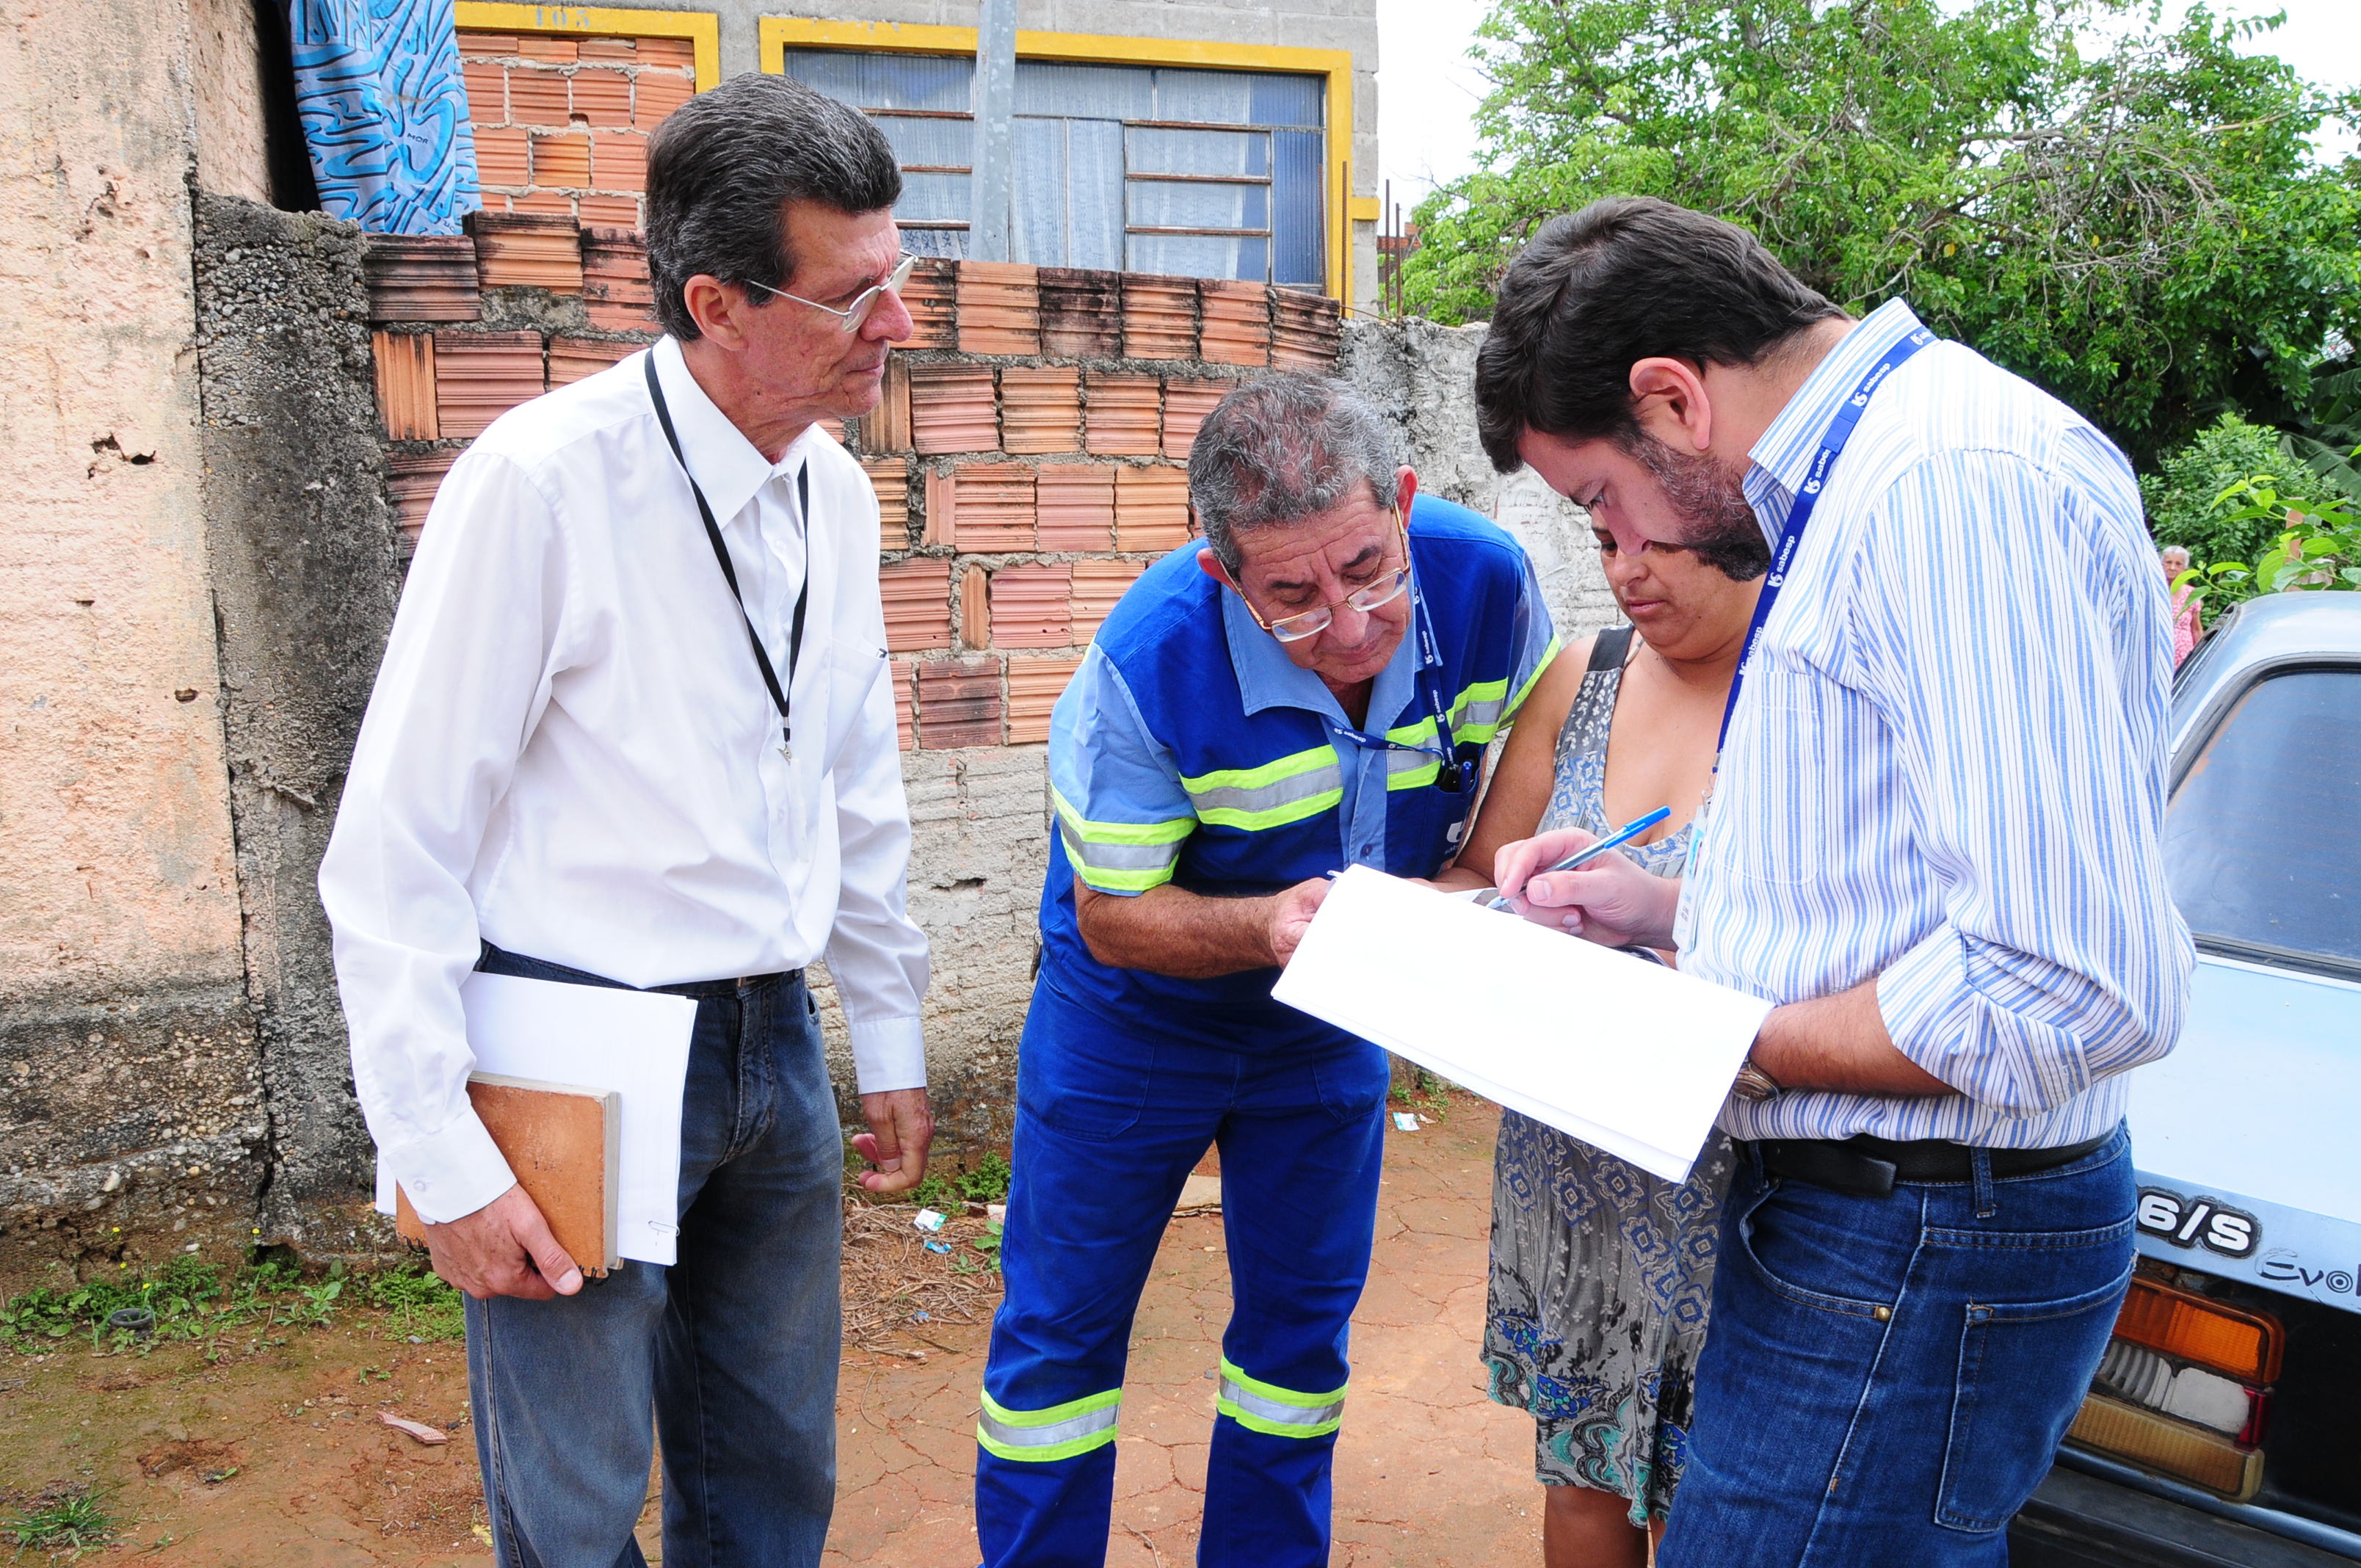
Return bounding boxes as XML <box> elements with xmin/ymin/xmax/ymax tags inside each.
<box><xmin>1435</xmin><ymin>523</ymin><xmax>1760</xmax><ymax>1566</ymax></box>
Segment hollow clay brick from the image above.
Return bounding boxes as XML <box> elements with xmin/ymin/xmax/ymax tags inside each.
<box><xmin>989</xmin><ymin>563</ymin><xmax>1073</xmax><ymax>649</ymax></box>
<box><xmin>592</xmin><ymin>130</ymin><xmax>646</xmax><ymax>192</ymax></box>
<box><xmin>509</xmin><ymin>190</ymin><xmax>576</xmax><ymax>217</ymax></box>
<box><xmin>462</xmin><ymin>61</ymin><xmax>507</xmax><ymax>120</ymax></box>
<box><xmin>1006</xmin><ymin>651</ymin><xmax>1085</xmax><ymax>744</ymax></box>
<box><xmin>517</xmin><ymin>33</ymin><xmax>576</xmax><ymax>62</ymax></box>
<box><xmin>915</xmin><ymin>656</ymin><xmax>1003</xmax><ymax>749</ymax></box>
<box><xmin>468</xmin><ymin>210</ymin><xmax>584</xmax><ymax>292</ymax></box>
<box><xmin>385</xmin><ymin>448</ymin><xmax>460</xmax><ymax>558</ymax></box>
<box><xmin>547</xmin><ymin>335</ymin><xmax>635</xmax><ymax>387</ymax></box>
<box><xmin>1070</xmin><ymin>559</ymin><xmax>1147</xmax><ymax>645</ymax></box>
<box><xmin>570</xmin><ymin>68</ymin><xmax>631</xmax><ymax>126</ymax></box>
<box><xmin>1271</xmin><ymin>287</ymin><xmax>1343</xmax><ymax>371</ymax></box>
<box><xmin>473</xmin><ymin>126</ymin><xmax>530</xmax><ymax>188</ymax></box>
<box><xmin>373</xmin><ymin>331</ymin><xmax>438</xmax><ymax>440</ymax></box>
<box><xmin>1122</xmin><ymin>274</ymin><xmax>1198</xmax><ymax>361</ymax></box>
<box><xmin>576</xmin><ymin>195</ymin><xmax>641</xmax><ymax>228</ymax></box>
<box><xmin>434</xmin><ymin>330</ymin><xmax>547</xmax><ymax>438</ymax></box>
<box><xmin>1161</xmin><ymin>378</ymin><xmax>1228</xmax><ymax>463</ymax></box>
<box><xmin>507</xmin><ymin>67</ymin><xmax>571</xmax><ymax>126</ymax></box>
<box><xmin>958</xmin><ymin>566</ymin><xmax>990</xmax><ymax>652</ymax></box>
<box><xmin>891</xmin><ymin>659</ymin><xmax>915</xmax><ymax>750</ymax></box>
<box><xmin>363</xmin><ymin>234</ymin><xmax>482</xmax><ymax>322</ymax></box>
<box><xmin>910</xmin><ymin>364</ymin><xmax>998</xmax><ymax>455</ymax></box>
<box><xmin>954</xmin><ymin>260</ymin><xmax>1040</xmax><ymax>357</ymax></box>
<box><xmin>580</xmin><ymin>227</ymin><xmax>656</xmax><ymax>330</ymax></box>
<box><xmin>456</xmin><ymin>31</ymin><xmax>517</xmax><ymax>54</ymax></box>
<box><xmin>1084</xmin><ymin>371</ymin><xmax>1161</xmax><ymax>457</ymax></box>
<box><xmin>576</xmin><ymin>36</ymin><xmax>637</xmax><ymax>61</ymax></box>
<box><xmin>998</xmin><ymin>366</ymin><xmax>1079</xmax><ymax>455</ymax></box>
<box><xmin>1115</xmin><ymin>465</ymin><xmax>1192</xmax><ymax>553</ymax></box>
<box><xmin>634</xmin><ymin>70</ymin><xmax>694</xmax><ymax>128</ymax></box>
<box><xmin>898</xmin><ymin>258</ymin><xmax>957</xmax><ymax>351</ymax></box>
<box><xmin>879</xmin><ymin>557</ymin><xmax>954</xmax><ymax>653</ymax></box>
<box><xmin>1197</xmin><ymin>280</ymin><xmax>1271</xmax><ymax>369</ymax></box>
<box><xmin>1034</xmin><ymin>465</ymin><xmax>1115</xmax><ymax>551</ymax></box>
<box><xmin>864</xmin><ymin>356</ymin><xmax>913</xmax><ymax>453</ymax></box>
<box><xmin>1037</xmin><ymin>267</ymin><xmax>1123</xmax><ymax>360</ymax></box>
<box><xmin>531</xmin><ymin>131</ymin><xmax>592</xmax><ymax>189</ymax></box>
<box><xmin>862</xmin><ymin>457</ymin><xmax>911</xmax><ymax>540</ymax></box>
<box><xmin>946</xmin><ymin>464</ymin><xmax>1035</xmax><ymax>553</ymax></box>
<box><xmin>637</xmin><ymin>37</ymin><xmax>695</xmax><ymax>69</ymax></box>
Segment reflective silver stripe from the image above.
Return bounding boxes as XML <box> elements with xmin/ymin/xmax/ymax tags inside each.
<box><xmin>977</xmin><ymin>1401</ymin><xmax>1120</xmax><ymax>1452</ymax></box>
<box><xmin>1457</xmin><ymin>694</ymin><xmax>1507</xmax><ymax>734</ymax></box>
<box><xmin>1383</xmin><ymin>746</ymin><xmax>1438</xmax><ymax>781</ymax></box>
<box><xmin>1056</xmin><ymin>817</ymin><xmax>1185</xmax><ymax>874</ymax></box>
<box><xmin>1183</xmin><ymin>764</ymin><xmax>1343</xmax><ymax>819</ymax></box>
<box><xmin>1218</xmin><ymin>1375</ymin><xmax>1345</xmax><ymax>1430</ymax></box>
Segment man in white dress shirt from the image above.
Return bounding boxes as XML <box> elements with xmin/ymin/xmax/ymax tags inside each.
<box><xmin>319</xmin><ymin>74</ymin><xmax>930</xmax><ymax>1566</ymax></box>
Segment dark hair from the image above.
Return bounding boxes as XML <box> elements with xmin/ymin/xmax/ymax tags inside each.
<box><xmin>643</xmin><ymin>73</ymin><xmax>902</xmax><ymax>341</ymax></box>
<box><xmin>1188</xmin><ymin>373</ymin><xmax>1399</xmax><ymax>573</ymax></box>
<box><xmin>1473</xmin><ymin>197</ymin><xmax>1847</xmax><ymax>472</ymax></box>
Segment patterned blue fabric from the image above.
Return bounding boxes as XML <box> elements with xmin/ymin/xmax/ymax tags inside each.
<box><xmin>1685</xmin><ymin>298</ymin><xmax>2194</xmax><ymax>1147</ymax></box>
<box><xmin>289</xmin><ymin>0</ymin><xmax>481</xmax><ymax>233</ymax></box>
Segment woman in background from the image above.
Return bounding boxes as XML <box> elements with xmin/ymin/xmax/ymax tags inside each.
<box><xmin>1434</xmin><ymin>516</ymin><xmax>1760</xmax><ymax>1567</ymax></box>
<box><xmin>2161</xmin><ymin>544</ymin><xmax>2202</xmax><ymax>668</ymax></box>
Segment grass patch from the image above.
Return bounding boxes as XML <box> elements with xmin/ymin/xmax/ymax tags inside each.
<box><xmin>4</xmin><ymin>1484</ymin><xmax>117</xmax><ymax>1555</ymax></box>
<box><xmin>365</xmin><ymin>1263</ymin><xmax>466</xmax><ymax>1343</ymax></box>
<box><xmin>899</xmin><ymin>1150</ymin><xmax>1015</xmax><ymax>1214</ymax></box>
<box><xmin>1</xmin><ymin>1253</ymin><xmax>466</xmax><ymax>1358</ymax></box>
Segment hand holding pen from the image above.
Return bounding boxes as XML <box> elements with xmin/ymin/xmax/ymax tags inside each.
<box><xmin>1488</xmin><ymin>807</ymin><xmax>1683</xmax><ymax>948</ymax></box>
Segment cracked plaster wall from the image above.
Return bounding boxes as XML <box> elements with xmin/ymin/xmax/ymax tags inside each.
<box><xmin>0</xmin><ymin>0</ymin><xmax>261</xmax><ymax>1282</ymax></box>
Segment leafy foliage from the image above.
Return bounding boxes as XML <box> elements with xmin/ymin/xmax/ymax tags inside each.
<box><xmin>3</xmin><ymin>1485</ymin><xmax>117</xmax><ymax>1554</ymax></box>
<box><xmin>2173</xmin><ymin>467</ymin><xmax>2361</xmax><ymax>612</ymax></box>
<box><xmin>0</xmin><ymin>1254</ymin><xmax>463</xmax><ymax>1357</ymax></box>
<box><xmin>2141</xmin><ymin>413</ymin><xmax>2292</xmax><ymax>565</ymax></box>
<box><xmin>365</xmin><ymin>1261</ymin><xmax>467</xmax><ymax>1342</ymax></box>
<box><xmin>1403</xmin><ymin>0</ymin><xmax>2361</xmax><ymax>465</ymax></box>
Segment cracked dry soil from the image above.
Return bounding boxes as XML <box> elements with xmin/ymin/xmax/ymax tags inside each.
<box><xmin>2</xmin><ymin>1092</ymin><xmax>1537</xmax><ymax>1565</ymax></box>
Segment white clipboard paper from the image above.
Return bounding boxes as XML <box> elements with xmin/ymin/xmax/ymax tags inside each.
<box><xmin>1272</xmin><ymin>866</ymin><xmax>1772</xmax><ymax>1183</ymax></box>
<box><xmin>374</xmin><ymin>971</ymin><xmax>698</xmax><ymax>1266</ymax></box>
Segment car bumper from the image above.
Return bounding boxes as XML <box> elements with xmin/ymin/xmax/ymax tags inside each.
<box><xmin>2012</xmin><ymin>1459</ymin><xmax>2361</xmax><ymax>1567</ymax></box>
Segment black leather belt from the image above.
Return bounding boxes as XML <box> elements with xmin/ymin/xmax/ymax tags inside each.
<box><xmin>479</xmin><ymin>942</ymin><xmax>796</xmax><ymax>1001</ymax></box>
<box><xmin>1752</xmin><ymin>1131</ymin><xmax>2112</xmax><ymax>1199</ymax></box>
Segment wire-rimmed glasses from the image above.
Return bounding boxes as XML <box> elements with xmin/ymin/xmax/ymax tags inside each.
<box><xmin>1227</xmin><ymin>513</ymin><xmax>1412</xmax><ymax>643</ymax></box>
<box><xmin>745</xmin><ymin>253</ymin><xmax>918</xmax><ymax>333</ymax></box>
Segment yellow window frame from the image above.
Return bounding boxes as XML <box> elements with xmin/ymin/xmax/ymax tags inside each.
<box><xmin>758</xmin><ymin>19</ymin><xmax>1368</xmax><ymax>302</ymax></box>
<box><xmin>454</xmin><ymin>3</ymin><xmax>722</xmax><ymax>90</ymax></box>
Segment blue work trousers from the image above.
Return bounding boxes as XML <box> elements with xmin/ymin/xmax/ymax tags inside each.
<box><xmin>462</xmin><ymin>948</ymin><xmax>844</xmax><ymax>1568</ymax></box>
<box><xmin>976</xmin><ymin>988</ymin><xmax>1391</xmax><ymax>1568</ymax></box>
<box><xmin>1658</xmin><ymin>1127</ymin><xmax>2135</xmax><ymax>1567</ymax></box>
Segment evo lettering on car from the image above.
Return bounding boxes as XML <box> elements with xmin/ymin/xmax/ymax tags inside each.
<box><xmin>2136</xmin><ymin>1187</ymin><xmax>2261</xmax><ymax>1260</ymax></box>
<box><xmin>2257</xmin><ymin>1249</ymin><xmax>2357</xmax><ymax>1296</ymax></box>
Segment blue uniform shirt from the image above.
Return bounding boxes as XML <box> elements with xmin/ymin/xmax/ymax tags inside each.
<box><xmin>1037</xmin><ymin>492</ymin><xmax>1559</xmax><ymax>1053</ymax></box>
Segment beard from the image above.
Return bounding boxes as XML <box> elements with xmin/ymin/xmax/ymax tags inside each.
<box><xmin>1620</xmin><ymin>432</ymin><xmax>1771</xmax><ymax>581</ymax></box>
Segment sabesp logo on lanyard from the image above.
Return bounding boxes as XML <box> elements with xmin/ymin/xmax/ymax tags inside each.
<box><xmin>1712</xmin><ymin>326</ymin><xmax>1937</xmax><ymax>771</ymax></box>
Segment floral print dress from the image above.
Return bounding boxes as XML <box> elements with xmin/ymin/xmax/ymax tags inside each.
<box><xmin>1481</xmin><ymin>625</ymin><xmax>1735</xmax><ymax>1524</ymax></box>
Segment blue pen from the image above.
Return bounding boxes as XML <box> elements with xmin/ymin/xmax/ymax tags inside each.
<box><xmin>1486</xmin><ymin>805</ymin><xmax>1672</xmax><ymax>911</ymax></box>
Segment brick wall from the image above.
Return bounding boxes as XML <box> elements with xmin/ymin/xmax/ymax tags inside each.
<box><xmin>454</xmin><ymin>28</ymin><xmax>690</xmax><ymax>228</ymax></box>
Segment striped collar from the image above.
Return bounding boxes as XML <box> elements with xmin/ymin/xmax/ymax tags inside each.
<box><xmin>1743</xmin><ymin>297</ymin><xmax>1929</xmax><ymax>537</ymax></box>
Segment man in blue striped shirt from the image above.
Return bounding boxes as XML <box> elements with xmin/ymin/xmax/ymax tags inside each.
<box><xmin>1478</xmin><ymin>198</ymin><xmax>2194</xmax><ymax>1565</ymax></box>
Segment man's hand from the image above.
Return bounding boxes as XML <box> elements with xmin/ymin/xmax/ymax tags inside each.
<box><xmin>1267</xmin><ymin>875</ymin><xmax>1333</xmax><ymax>967</ymax></box>
<box><xmin>855</xmin><ymin>1087</ymin><xmax>935</xmax><ymax>1196</ymax></box>
<box><xmin>424</xmin><ymin>1183</ymin><xmax>584</xmax><ymax>1301</ymax></box>
<box><xmin>1493</xmin><ymin>828</ymin><xmax>1681</xmax><ymax>951</ymax></box>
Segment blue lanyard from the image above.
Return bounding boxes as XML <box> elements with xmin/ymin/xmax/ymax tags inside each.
<box><xmin>1713</xmin><ymin>326</ymin><xmax>1937</xmax><ymax>769</ymax></box>
<box><xmin>1332</xmin><ymin>566</ymin><xmax>1476</xmax><ymax>794</ymax></box>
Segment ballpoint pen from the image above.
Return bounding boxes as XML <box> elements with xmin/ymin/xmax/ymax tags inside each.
<box><xmin>1485</xmin><ymin>805</ymin><xmax>1672</xmax><ymax>911</ymax></box>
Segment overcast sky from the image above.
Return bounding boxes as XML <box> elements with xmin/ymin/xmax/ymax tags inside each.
<box><xmin>1373</xmin><ymin>0</ymin><xmax>2361</xmax><ymax>220</ymax></box>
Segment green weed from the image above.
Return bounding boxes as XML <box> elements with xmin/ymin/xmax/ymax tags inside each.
<box><xmin>365</xmin><ymin>1263</ymin><xmax>466</xmax><ymax>1343</ymax></box>
<box><xmin>4</xmin><ymin>1484</ymin><xmax>117</xmax><ymax>1553</ymax></box>
<box><xmin>955</xmin><ymin>1153</ymin><xmax>1012</xmax><ymax>1205</ymax></box>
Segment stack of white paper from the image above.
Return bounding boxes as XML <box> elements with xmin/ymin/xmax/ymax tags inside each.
<box><xmin>375</xmin><ymin>972</ymin><xmax>697</xmax><ymax>1266</ymax></box>
<box><xmin>1272</xmin><ymin>867</ymin><xmax>1771</xmax><ymax>1183</ymax></box>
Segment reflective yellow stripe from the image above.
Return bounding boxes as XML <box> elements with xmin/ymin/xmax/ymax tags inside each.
<box><xmin>1214</xmin><ymin>1357</ymin><xmax>1346</xmax><ymax>1439</ymax></box>
<box><xmin>1050</xmin><ymin>788</ymin><xmax>1192</xmax><ymax>893</ymax></box>
<box><xmin>976</xmin><ymin>1387</ymin><xmax>1122</xmax><ymax>1462</ymax></box>
<box><xmin>1501</xmin><ymin>635</ymin><xmax>1561</xmax><ymax>726</ymax></box>
<box><xmin>1180</xmin><ymin>744</ymin><xmax>1343</xmax><ymax>832</ymax></box>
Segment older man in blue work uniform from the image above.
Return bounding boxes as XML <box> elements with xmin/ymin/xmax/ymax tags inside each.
<box><xmin>972</xmin><ymin>374</ymin><xmax>1559</xmax><ymax>1567</ymax></box>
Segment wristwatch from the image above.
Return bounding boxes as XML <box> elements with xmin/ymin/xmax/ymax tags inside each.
<box><xmin>1732</xmin><ymin>1056</ymin><xmax>1783</xmax><ymax>1103</ymax></box>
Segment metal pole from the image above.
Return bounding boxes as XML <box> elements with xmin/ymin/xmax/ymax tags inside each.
<box><xmin>969</xmin><ymin>0</ymin><xmax>1016</xmax><ymax>261</ymax></box>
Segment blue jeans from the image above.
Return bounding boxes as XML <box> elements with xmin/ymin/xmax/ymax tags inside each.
<box><xmin>1657</xmin><ymin>1126</ymin><xmax>2134</xmax><ymax>1567</ymax></box>
<box><xmin>976</xmin><ymin>986</ymin><xmax>1392</xmax><ymax>1567</ymax></box>
<box><xmin>463</xmin><ymin>948</ymin><xmax>844</xmax><ymax>1568</ymax></box>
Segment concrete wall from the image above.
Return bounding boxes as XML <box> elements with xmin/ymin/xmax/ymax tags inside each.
<box><xmin>0</xmin><ymin>0</ymin><xmax>266</xmax><ymax>1279</ymax></box>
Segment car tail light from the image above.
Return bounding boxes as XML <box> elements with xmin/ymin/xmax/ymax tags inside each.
<box><xmin>2112</xmin><ymin>1276</ymin><xmax>2283</xmax><ymax>1382</ymax></box>
<box><xmin>2065</xmin><ymin>1274</ymin><xmax>2281</xmax><ymax>1499</ymax></box>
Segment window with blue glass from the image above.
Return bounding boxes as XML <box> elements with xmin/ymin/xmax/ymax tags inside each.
<box><xmin>780</xmin><ymin>49</ymin><xmax>1326</xmax><ymax>288</ymax></box>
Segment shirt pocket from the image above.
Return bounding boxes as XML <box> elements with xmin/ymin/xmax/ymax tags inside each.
<box><xmin>813</xmin><ymin>635</ymin><xmax>887</xmax><ymax>777</ymax></box>
<box><xmin>1718</xmin><ymin>663</ymin><xmax>1889</xmax><ymax>887</ymax></box>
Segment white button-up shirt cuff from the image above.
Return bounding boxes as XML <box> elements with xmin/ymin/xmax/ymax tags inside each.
<box><xmin>848</xmin><ymin>1016</ymin><xmax>927</xmax><ymax>1096</ymax></box>
<box><xmin>1876</xmin><ymin>924</ymin><xmax>2095</xmax><ymax>1114</ymax></box>
<box><xmin>385</xmin><ymin>1114</ymin><xmax>518</xmax><ymax>1227</ymax></box>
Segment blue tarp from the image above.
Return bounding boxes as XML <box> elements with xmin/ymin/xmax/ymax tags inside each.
<box><xmin>289</xmin><ymin>0</ymin><xmax>481</xmax><ymax>234</ymax></box>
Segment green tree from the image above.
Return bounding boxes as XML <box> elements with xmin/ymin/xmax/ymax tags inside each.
<box><xmin>1404</xmin><ymin>1</ymin><xmax>2361</xmax><ymax>467</ymax></box>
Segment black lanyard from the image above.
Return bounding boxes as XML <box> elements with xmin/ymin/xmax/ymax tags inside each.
<box><xmin>645</xmin><ymin>355</ymin><xmax>810</xmax><ymax>758</ymax></box>
<box><xmin>1713</xmin><ymin>324</ymin><xmax>1937</xmax><ymax>769</ymax></box>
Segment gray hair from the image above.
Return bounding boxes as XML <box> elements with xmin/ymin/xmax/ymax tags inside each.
<box><xmin>1187</xmin><ymin>374</ymin><xmax>1401</xmax><ymax>573</ymax></box>
<box><xmin>643</xmin><ymin>73</ymin><xmax>903</xmax><ymax>341</ymax></box>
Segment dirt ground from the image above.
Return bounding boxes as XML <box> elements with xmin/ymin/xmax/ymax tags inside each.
<box><xmin>1</xmin><ymin>1092</ymin><xmax>1539</xmax><ymax>1566</ymax></box>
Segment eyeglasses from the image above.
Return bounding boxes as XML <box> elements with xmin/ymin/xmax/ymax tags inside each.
<box><xmin>1227</xmin><ymin>515</ymin><xmax>1413</xmax><ymax>644</ymax></box>
<box><xmin>744</xmin><ymin>253</ymin><xmax>918</xmax><ymax>333</ymax></box>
